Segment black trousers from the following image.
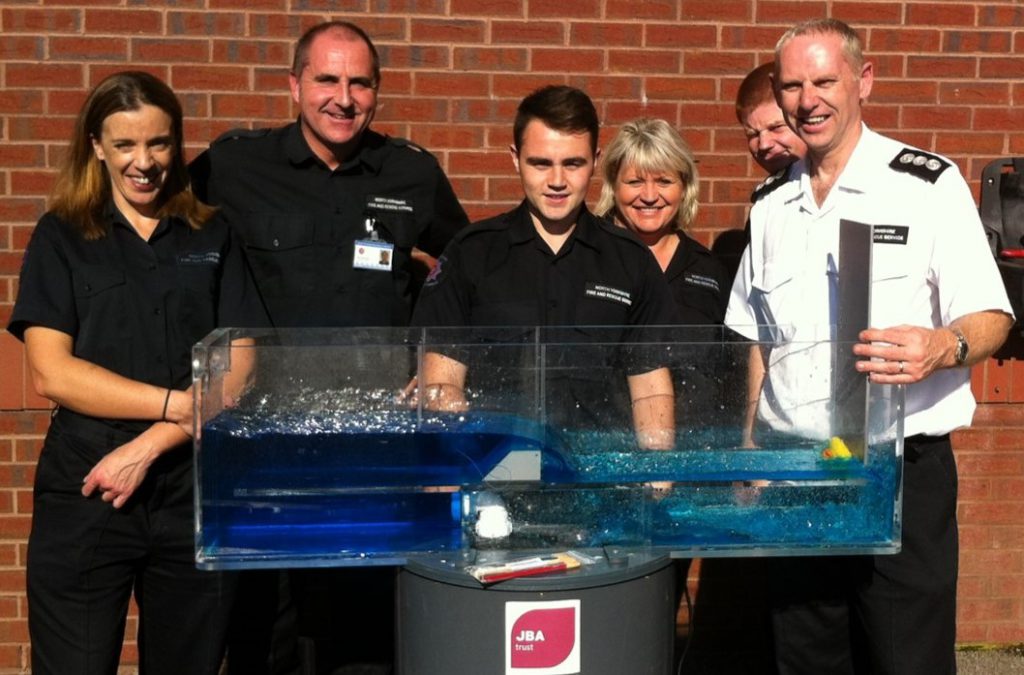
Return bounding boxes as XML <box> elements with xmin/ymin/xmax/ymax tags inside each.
<box><xmin>768</xmin><ymin>433</ymin><xmax>959</xmax><ymax>675</ymax></box>
<box><xmin>27</xmin><ymin>410</ymin><xmax>235</xmax><ymax>675</ymax></box>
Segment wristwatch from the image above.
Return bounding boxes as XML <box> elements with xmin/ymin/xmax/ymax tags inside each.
<box><xmin>952</xmin><ymin>327</ymin><xmax>969</xmax><ymax>366</ymax></box>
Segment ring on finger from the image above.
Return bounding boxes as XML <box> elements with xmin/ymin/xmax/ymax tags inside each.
<box><xmin>898</xmin><ymin>360</ymin><xmax>905</xmax><ymax>373</ymax></box>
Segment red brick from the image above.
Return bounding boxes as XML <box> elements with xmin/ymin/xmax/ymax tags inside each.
<box><xmin>167</xmin><ymin>10</ymin><xmax>246</xmax><ymax>36</ymax></box>
<box><xmin>377</xmin><ymin>45</ymin><xmax>451</xmax><ymax>70</ymax></box>
<box><xmin>645</xmin><ymin>76</ymin><xmax>717</xmax><ymax>101</ymax></box>
<box><xmin>451</xmin><ymin>0</ymin><xmax>523</xmax><ymax>15</ymax></box>
<box><xmin>528</xmin><ymin>0</ymin><xmax>599</xmax><ymax>18</ymax></box>
<box><xmin>571</xmin><ymin>22</ymin><xmax>644</xmax><ymax>48</ymax></box>
<box><xmin>85</xmin><ymin>8</ymin><xmax>162</xmax><ymax>33</ymax></box>
<box><xmin>454</xmin><ymin>47</ymin><xmax>528</xmax><ymax>72</ymax></box>
<box><xmin>532</xmin><ymin>48</ymin><xmax>604</xmax><ymax>74</ymax></box>
<box><xmin>490</xmin><ymin>21</ymin><xmax>565</xmax><ymax>45</ymax></box>
<box><xmin>377</xmin><ymin>98</ymin><xmax>448</xmax><ymax>123</ymax></box>
<box><xmin>2</xmin><ymin>8</ymin><xmax>81</xmax><ymax>32</ymax></box>
<box><xmin>939</xmin><ymin>81</ymin><xmax>1010</xmax><ymax>106</ymax></box>
<box><xmin>451</xmin><ymin>99</ymin><xmax>519</xmax><ymax>125</ymax></box>
<box><xmin>49</xmin><ymin>35</ymin><xmax>128</xmax><ymax>61</ymax></box>
<box><xmin>870</xmin><ymin>80</ymin><xmax>938</xmax><ymax>104</ymax></box>
<box><xmin>685</xmin><ymin>51</ymin><xmax>756</xmax><ymax>76</ymax></box>
<box><xmin>980</xmin><ymin>57</ymin><xmax>1024</xmax><ymax>80</ymax></box>
<box><xmin>832</xmin><ymin>2</ymin><xmax>903</xmax><ymax>24</ymax></box>
<box><xmin>979</xmin><ymin>5</ymin><xmax>1024</xmax><ymax>27</ymax></box>
<box><xmin>567</xmin><ymin>75</ymin><xmax>641</xmax><ymax>100</ymax></box>
<box><xmin>212</xmin><ymin>39</ymin><xmax>291</xmax><ymax>66</ymax></box>
<box><xmin>868</xmin><ymin>28</ymin><xmax>942</xmax><ymax>53</ymax></box>
<box><xmin>414</xmin><ymin>72</ymin><xmax>489</xmax><ymax>98</ymax></box>
<box><xmin>756</xmin><ymin>1</ymin><xmax>828</xmax><ymax>23</ymax></box>
<box><xmin>247</xmin><ymin>12</ymin><xmax>312</xmax><ymax>39</ymax></box>
<box><xmin>447</xmin><ymin>176</ymin><xmax>485</xmax><ymax>202</ymax></box>
<box><xmin>720</xmin><ymin>26</ymin><xmax>791</xmax><ymax>51</ymax></box>
<box><xmin>680</xmin><ymin>0</ymin><xmax>751</xmax><ymax>22</ymax></box>
<box><xmin>89</xmin><ymin>65</ymin><xmax>169</xmax><ymax>89</ymax></box>
<box><xmin>210</xmin><ymin>0</ymin><xmax>285</xmax><ymax>9</ymax></box>
<box><xmin>958</xmin><ymin>598</ymin><xmax>1020</xmax><ymax>623</ymax></box>
<box><xmin>960</xmin><ymin>549</ymin><xmax>1023</xmax><ymax>577</ymax></box>
<box><xmin>944</xmin><ymin>31</ymin><xmax>1013</xmax><ymax>54</ymax></box>
<box><xmin>170</xmin><ymin>65</ymin><xmax>250</xmax><ymax>91</ymax></box>
<box><xmin>645</xmin><ymin>24</ymin><xmax>717</xmax><ymax>49</ymax></box>
<box><xmin>10</xmin><ymin>171</ymin><xmax>55</xmax><ymax>197</ymax></box>
<box><xmin>907</xmin><ymin>55</ymin><xmax>977</xmax><ymax>80</ymax></box>
<box><xmin>131</xmin><ymin>38</ymin><xmax>210</xmax><ymax>63</ymax></box>
<box><xmin>411</xmin><ymin>19</ymin><xmax>485</xmax><ymax>44</ymax></box>
<box><xmin>211</xmin><ymin>93</ymin><xmax>292</xmax><ymax>119</ymax></box>
<box><xmin>606</xmin><ymin>0</ymin><xmax>679</xmax><ymax>20</ymax></box>
<box><xmin>370</xmin><ymin>0</ymin><xmax>445</xmax><ymax>12</ymax></box>
<box><xmin>6</xmin><ymin>63</ymin><xmax>84</xmax><ymax>89</ymax></box>
<box><xmin>609</xmin><ymin>49</ymin><xmax>680</xmax><ymax>75</ymax></box>
<box><xmin>935</xmin><ymin>133</ymin><xmax>1008</xmax><ymax>158</ymax></box>
<box><xmin>605</xmin><ymin>101</ymin><xmax>680</xmax><ymax>125</ymax></box>
<box><xmin>296</xmin><ymin>0</ymin><xmax>368</xmax><ymax>8</ymax></box>
<box><xmin>0</xmin><ymin>35</ymin><xmax>45</xmax><ymax>61</ymax></box>
<box><xmin>907</xmin><ymin>4</ymin><xmax>976</xmax><ymax>26</ymax></box>
<box><xmin>449</xmin><ymin>151</ymin><xmax>514</xmax><ymax>176</ymax></box>
<box><xmin>492</xmin><ymin>73</ymin><xmax>568</xmax><ymax>98</ymax></box>
<box><xmin>902</xmin><ymin>105</ymin><xmax>972</xmax><ymax>131</ymax></box>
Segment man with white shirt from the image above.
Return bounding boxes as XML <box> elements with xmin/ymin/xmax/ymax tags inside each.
<box><xmin>726</xmin><ymin>18</ymin><xmax>1013</xmax><ymax>675</ymax></box>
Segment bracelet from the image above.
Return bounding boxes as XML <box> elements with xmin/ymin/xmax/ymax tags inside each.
<box><xmin>161</xmin><ymin>389</ymin><xmax>172</xmax><ymax>422</ymax></box>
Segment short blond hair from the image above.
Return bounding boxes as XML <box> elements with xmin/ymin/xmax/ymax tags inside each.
<box><xmin>775</xmin><ymin>18</ymin><xmax>865</xmax><ymax>72</ymax></box>
<box><xmin>596</xmin><ymin>118</ymin><xmax>699</xmax><ymax>231</ymax></box>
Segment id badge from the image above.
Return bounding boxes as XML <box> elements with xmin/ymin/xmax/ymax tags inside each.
<box><xmin>353</xmin><ymin>239</ymin><xmax>394</xmax><ymax>271</ymax></box>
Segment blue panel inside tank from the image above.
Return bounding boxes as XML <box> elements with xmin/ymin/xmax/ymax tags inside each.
<box><xmin>196</xmin><ymin>408</ymin><xmax>898</xmax><ymax>568</ymax></box>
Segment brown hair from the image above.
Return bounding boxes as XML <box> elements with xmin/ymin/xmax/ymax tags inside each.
<box><xmin>735</xmin><ymin>63</ymin><xmax>777</xmax><ymax>124</ymax></box>
<box><xmin>50</xmin><ymin>71</ymin><xmax>213</xmax><ymax>239</ymax></box>
<box><xmin>291</xmin><ymin>20</ymin><xmax>381</xmax><ymax>88</ymax></box>
<box><xmin>513</xmin><ymin>85</ymin><xmax>599</xmax><ymax>155</ymax></box>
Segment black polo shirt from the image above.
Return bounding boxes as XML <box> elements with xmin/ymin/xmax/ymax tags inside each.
<box><xmin>411</xmin><ymin>202</ymin><xmax>678</xmax><ymax>431</ymax></box>
<box><xmin>8</xmin><ymin>203</ymin><xmax>266</xmax><ymax>391</ymax></box>
<box><xmin>665</xmin><ymin>232</ymin><xmax>730</xmax><ymax>325</ymax></box>
<box><xmin>411</xmin><ymin>202</ymin><xmax>679</xmax><ymax>329</ymax></box>
<box><xmin>189</xmin><ymin>124</ymin><xmax>469</xmax><ymax>328</ymax></box>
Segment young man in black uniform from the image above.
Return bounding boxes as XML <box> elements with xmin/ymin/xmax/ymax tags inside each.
<box><xmin>411</xmin><ymin>85</ymin><xmax>679</xmax><ymax>450</ymax></box>
<box><xmin>188</xmin><ymin>21</ymin><xmax>469</xmax><ymax>675</ymax></box>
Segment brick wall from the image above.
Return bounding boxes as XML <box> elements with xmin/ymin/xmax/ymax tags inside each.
<box><xmin>1</xmin><ymin>1</ymin><xmax>1023</xmax><ymax>671</ymax></box>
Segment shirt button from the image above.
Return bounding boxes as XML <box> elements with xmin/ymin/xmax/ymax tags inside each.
<box><xmin>153</xmin><ymin>308</ymin><xmax>162</xmax><ymax>315</ymax></box>
<box><xmin>273</xmin><ymin>238</ymin><xmax>280</xmax><ymax>247</ymax></box>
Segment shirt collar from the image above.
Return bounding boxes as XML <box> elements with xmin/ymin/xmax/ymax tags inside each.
<box><xmin>283</xmin><ymin>122</ymin><xmax>386</xmax><ymax>174</ymax></box>
<box><xmin>104</xmin><ymin>200</ymin><xmax>174</xmax><ymax>239</ymax></box>
<box><xmin>505</xmin><ymin>201</ymin><xmax>601</xmax><ymax>251</ymax></box>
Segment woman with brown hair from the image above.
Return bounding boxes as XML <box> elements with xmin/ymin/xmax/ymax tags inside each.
<box><xmin>7</xmin><ymin>71</ymin><xmax>265</xmax><ymax>675</ymax></box>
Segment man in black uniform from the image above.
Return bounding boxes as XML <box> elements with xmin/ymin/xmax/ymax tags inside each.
<box><xmin>188</xmin><ymin>20</ymin><xmax>469</xmax><ymax>675</ymax></box>
<box><xmin>411</xmin><ymin>85</ymin><xmax>679</xmax><ymax>450</ymax></box>
<box><xmin>190</xmin><ymin>21</ymin><xmax>468</xmax><ymax>328</ymax></box>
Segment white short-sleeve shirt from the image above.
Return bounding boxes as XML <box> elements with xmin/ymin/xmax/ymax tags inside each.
<box><xmin>726</xmin><ymin>125</ymin><xmax>1013</xmax><ymax>439</ymax></box>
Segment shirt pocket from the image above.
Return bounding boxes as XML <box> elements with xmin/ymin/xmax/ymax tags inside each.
<box><xmin>242</xmin><ymin>214</ymin><xmax>317</xmax><ymax>297</ymax></box>
<box><xmin>176</xmin><ymin>259</ymin><xmax>219</xmax><ymax>337</ymax></box>
<box><xmin>71</xmin><ymin>264</ymin><xmax>126</xmax><ymax>324</ymax></box>
<box><xmin>750</xmin><ymin>261</ymin><xmax>795</xmax><ymax>343</ymax></box>
<box><xmin>870</xmin><ymin>244</ymin><xmax>912</xmax><ymax>327</ymax></box>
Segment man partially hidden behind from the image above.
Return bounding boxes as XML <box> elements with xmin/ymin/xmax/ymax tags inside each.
<box><xmin>412</xmin><ymin>85</ymin><xmax>679</xmax><ymax>450</ymax></box>
<box><xmin>726</xmin><ymin>18</ymin><xmax>1013</xmax><ymax>674</ymax></box>
<box><xmin>190</xmin><ymin>20</ymin><xmax>469</xmax><ymax>675</ymax></box>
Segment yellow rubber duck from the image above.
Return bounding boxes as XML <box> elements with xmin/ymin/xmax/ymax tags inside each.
<box><xmin>821</xmin><ymin>436</ymin><xmax>853</xmax><ymax>460</ymax></box>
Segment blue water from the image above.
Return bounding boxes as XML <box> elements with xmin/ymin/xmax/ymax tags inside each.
<box><xmin>197</xmin><ymin>409</ymin><xmax>900</xmax><ymax>568</ymax></box>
